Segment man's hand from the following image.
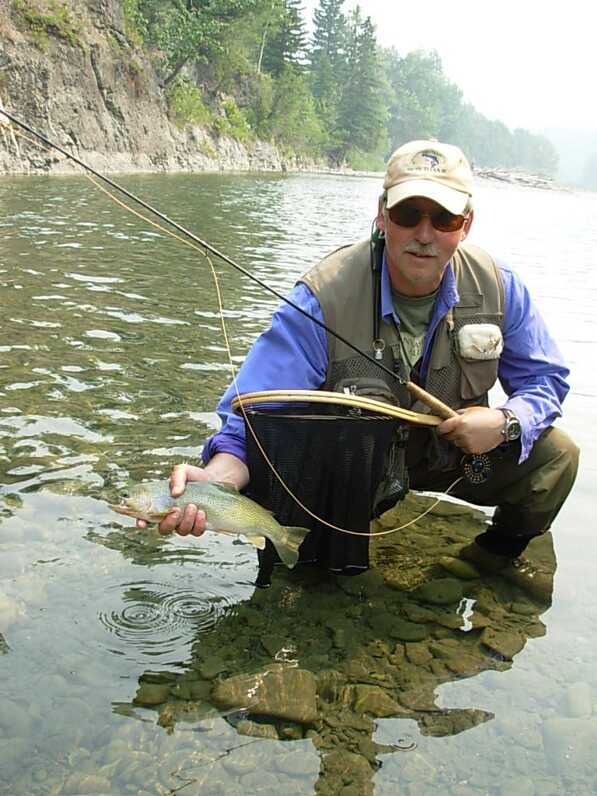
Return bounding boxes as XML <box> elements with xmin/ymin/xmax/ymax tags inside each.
<box><xmin>436</xmin><ymin>406</ymin><xmax>505</xmax><ymax>454</ymax></box>
<box><xmin>136</xmin><ymin>454</ymin><xmax>249</xmax><ymax>538</ymax></box>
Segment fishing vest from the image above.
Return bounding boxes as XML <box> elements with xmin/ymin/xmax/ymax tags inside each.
<box><xmin>299</xmin><ymin>239</ymin><xmax>505</xmax><ymax>473</ymax></box>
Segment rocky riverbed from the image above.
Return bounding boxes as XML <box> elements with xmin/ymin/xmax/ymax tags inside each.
<box><xmin>2</xmin><ymin>494</ymin><xmax>580</xmax><ymax>796</ymax></box>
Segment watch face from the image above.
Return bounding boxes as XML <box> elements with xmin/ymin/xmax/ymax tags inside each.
<box><xmin>505</xmin><ymin>418</ymin><xmax>521</xmax><ymax>441</ymax></box>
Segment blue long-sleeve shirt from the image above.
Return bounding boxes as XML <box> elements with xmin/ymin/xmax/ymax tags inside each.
<box><xmin>203</xmin><ymin>252</ymin><xmax>570</xmax><ymax>465</ymax></box>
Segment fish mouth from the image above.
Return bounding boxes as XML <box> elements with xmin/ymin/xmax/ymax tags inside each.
<box><xmin>109</xmin><ymin>503</ymin><xmax>143</xmax><ymax>519</ymax></box>
<box><xmin>109</xmin><ymin>502</ymin><xmax>166</xmax><ymax>523</ymax></box>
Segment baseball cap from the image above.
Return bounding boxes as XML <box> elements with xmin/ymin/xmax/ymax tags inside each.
<box><xmin>383</xmin><ymin>140</ymin><xmax>473</xmax><ymax>215</ymax></box>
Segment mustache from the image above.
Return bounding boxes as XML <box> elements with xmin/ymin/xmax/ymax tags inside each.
<box><xmin>405</xmin><ymin>243</ymin><xmax>439</xmax><ymax>256</ymax></box>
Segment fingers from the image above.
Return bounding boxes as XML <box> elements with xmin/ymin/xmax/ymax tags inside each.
<box><xmin>437</xmin><ymin>416</ymin><xmax>460</xmax><ymax>436</ymax></box>
<box><xmin>169</xmin><ymin>463</ymin><xmax>209</xmax><ymax>497</ymax></box>
<box><xmin>169</xmin><ymin>463</ymin><xmax>190</xmax><ymax>498</ymax></box>
<box><xmin>158</xmin><ymin>504</ymin><xmax>207</xmax><ymax>538</ymax></box>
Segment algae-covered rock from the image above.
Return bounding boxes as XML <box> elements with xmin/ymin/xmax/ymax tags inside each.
<box><xmin>438</xmin><ymin>556</ymin><xmax>481</xmax><ymax>580</ymax></box>
<box><xmin>321</xmin><ymin>749</ymin><xmax>374</xmax><ymax>796</ymax></box>
<box><xmin>133</xmin><ymin>682</ymin><xmax>171</xmax><ymax>706</ymax></box>
<box><xmin>261</xmin><ymin>634</ymin><xmax>290</xmax><ymax>657</ymax></box>
<box><xmin>388</xmin><ymin>617</ymin><xmax>429</xmax><ymax>642</ymax></box>
<box><xmin>481</xmin><ymin>627</ymin><xmax>525</xmax><ymax>660</ymax></box>
<box><xmin>405</xmin><ymin>641</ymin><xmax>433</xmax><ymax>666</ymax></box>
<box><xmin>211</xmin><ymin>665</ymin><xmax>318</xmax><ymax>723</ymax></box>
<box><xmin>337</xmin><ymin>569</ymin><xmax>385</xmax><ymax>596</ymax></box>
<box><xmin>196</xmin><ymin>654</ymin><xmax>227</xmax><ymax>680</ymax></box>
<box><xmin>352</xmin><ymin>685</ymin><xmax>400</xmax><ymax>717</ymax></box>
<box><xmin>236</xmin><ymin>719</ymin><xmax>279</xmax><ymax>740</ymax></box>
<box><xmin>413</xmin><ymin>578</ymin><xmax>464</xmax><ymax>605</ymax></box>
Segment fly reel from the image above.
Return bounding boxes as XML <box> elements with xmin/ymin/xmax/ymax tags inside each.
<box><xmin>462</xmin><ymin>453</ymin><xmax>493</xmax><ymax>484</ymax></box>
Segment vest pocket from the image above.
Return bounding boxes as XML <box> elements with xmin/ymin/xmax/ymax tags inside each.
<box><xmin>454</xmin><ymin>314</ymin><xmax>502</xmax><ymax>401</ymax></box>
<box><xmin>459</xmin><ymin>357</ymin><xmax>499</xmax><ymax>401</ymax></box>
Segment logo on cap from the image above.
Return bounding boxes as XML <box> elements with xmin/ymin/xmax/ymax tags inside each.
<box><xmin>406</xmin><ymin>149</ymin><xmax>447</xmax><ymax>174</ymax></box>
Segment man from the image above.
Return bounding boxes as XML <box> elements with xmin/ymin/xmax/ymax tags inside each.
<box><xmin>139</xmin><ymin>140</ymin><xmax>578</xmax><ymax>564</ymax></box>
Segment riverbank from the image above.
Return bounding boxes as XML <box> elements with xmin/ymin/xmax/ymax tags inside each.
<box><xmin>0</xmin><ymin>1</ymin><xmax>325</xmax><ymax>177</ymax></box>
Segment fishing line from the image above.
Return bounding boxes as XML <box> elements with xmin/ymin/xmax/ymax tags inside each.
<box><xmin>0</xmin><ymin>107</ymin><xmax>407</xmax><ymax>387</ymax></box>
<box><xmin>3</xmin><ymin>109</ymin><xmax>456</xmax><ymax>538</ymax></box>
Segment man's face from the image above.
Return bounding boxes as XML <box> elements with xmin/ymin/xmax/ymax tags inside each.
<box><xmin>377</xmin><ymin>196</ymin><xmax>473</xmax><ymax>297</ymax></box>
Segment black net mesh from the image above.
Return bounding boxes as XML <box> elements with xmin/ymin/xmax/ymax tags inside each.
<box><xmin>242</xmin><ymin>403</ymin><xmax>407</xmax><ymax>584</ymax></box>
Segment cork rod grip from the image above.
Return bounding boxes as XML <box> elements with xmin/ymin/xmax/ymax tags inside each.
<box><xmin>406</xmin><ymin>381</ymin><xmax>457</xmax><ymax>420</ymax></box>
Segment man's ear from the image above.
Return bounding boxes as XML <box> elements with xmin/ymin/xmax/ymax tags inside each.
<box><xmin>460</xmin><ymin>209</ymin><xmax>474</xmax><ymax>241</ymax></box>
<box><xmin>376</xmin><ymin>194</ymin><xmax>386</xmax><ymax>234</ymax></box>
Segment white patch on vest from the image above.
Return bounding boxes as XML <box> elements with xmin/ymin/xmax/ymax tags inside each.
<box><xmin>457</xmin><ymin>324</ymin><xmax>503</xmax><ymax>360</ymax></box>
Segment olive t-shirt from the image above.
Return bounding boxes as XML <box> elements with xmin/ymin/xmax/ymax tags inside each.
<box><xmin>391</xmin><ymin>288</ymin><xmax>438</xmax><ymax>372</ymax></box>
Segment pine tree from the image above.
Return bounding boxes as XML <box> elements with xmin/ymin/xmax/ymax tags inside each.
<box><xmin>308</xmin><ymin>0</ymin><xmax>348</xmax><ymax>131</ymax></box>
<box><xmin>262</xmin><ymin>0</ymin><xmax>308</xmax><ymax>77</ymax></box>
<box><xmin>334</xmin><ymin>10</ymin><xmax>388</xmax><ymax>163</ymax></box>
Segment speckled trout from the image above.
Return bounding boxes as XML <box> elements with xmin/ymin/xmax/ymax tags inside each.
<box><xmin>110</xmin><ymin>480</ymin><xmax>310</xmax><ymax>568</ymax></box>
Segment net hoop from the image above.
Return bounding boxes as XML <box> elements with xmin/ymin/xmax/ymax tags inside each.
<box><xmin>231</xmin><ymin>390</ymin><xmax>441</xmax><ymax>428</ymax></box>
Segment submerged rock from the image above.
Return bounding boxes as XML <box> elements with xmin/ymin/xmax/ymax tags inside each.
<box><xmin>413</xmin><ymin>578</ymin><xmax>464</xmax><ymax>605</ymax></box>
<box><xmin>352</xmin><ymin>685</ymin><xmax>400</xmax><ymax>717</ymax></box>
<box><xmin>438</xmin><ymin>556</ymin><xmax>481</xmax><ymax>580</ymax></box>
<box><xmin>133</xmin><ymin>682</ymin><xmax>171</xmax><ymax>706</ymax></box>
<box><xmin>236</xmin><ymin>718</ymin><xmax>279</xmax><ymax>740</ymax></box>
<box><xmin>211</xmin><ymin>665</ymin><xmax>318</xmax><ymax>723</ymax></box>
<box><xmin>481</xmin><ymin>627</ymin><xmax>525</xmax><ymax>660</ymax></box>
<box><xmin>388</xmin><ymin>617</ymin><xmax>429</xmax><ymax>642</ymax></box>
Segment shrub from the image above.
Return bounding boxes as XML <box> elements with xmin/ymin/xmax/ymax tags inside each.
<box><xmin>14</xmin><ymin>0</ymin><xmax>81</xmax><ymax>49</ymax></box>
<box><xmin>213</xmin><ymin>98</ymin><xmax>252</xmax><ymax>143</ymax></box>
<box><xmin>168</xmin><ymin>79</ymin><xmax>212</xmax><ymax>128</ymax></box>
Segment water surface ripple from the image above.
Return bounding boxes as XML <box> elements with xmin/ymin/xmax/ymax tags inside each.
<box><xmin>0</xmin><ymin>173</ymin><xmax>595</xmax><ymax>796</ymax></box>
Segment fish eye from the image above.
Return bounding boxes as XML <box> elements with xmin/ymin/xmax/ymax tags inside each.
<box><xmin>121</xmin><ymin>491</ymin><xmax>129</xmax><ymax>499</ymax></box>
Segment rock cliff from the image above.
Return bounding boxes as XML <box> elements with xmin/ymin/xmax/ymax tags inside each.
<box><xmin>0</xmin><ymin>0</ymin><xmax>312</xmax><ymax>175</ymax></box>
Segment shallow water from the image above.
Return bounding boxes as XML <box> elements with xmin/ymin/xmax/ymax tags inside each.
<box><xmin>0</xmin><ymin>172</ymin><xmax>595</xmax><ymax>795</ymax></box>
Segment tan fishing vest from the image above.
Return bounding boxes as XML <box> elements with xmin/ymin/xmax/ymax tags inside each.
<box><xmin>300</xmin><ymin>240</ymin><xmax>504</xmax><ymax>472</ymax></box>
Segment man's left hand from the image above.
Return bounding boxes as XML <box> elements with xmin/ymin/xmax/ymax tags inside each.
<box><xmin>437</xmin><ymin>406</ymin><xmax>506</xmax><ymax>454</ymax></box>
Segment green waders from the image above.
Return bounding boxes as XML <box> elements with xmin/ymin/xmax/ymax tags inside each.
<box><xmin>407</xmin><ymin>426</ymin><xmax>580</xmax><ymax>557</ymax></box>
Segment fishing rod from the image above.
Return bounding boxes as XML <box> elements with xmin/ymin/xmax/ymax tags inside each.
<box><xmin>0</xmin><ymin>106</ymin><xmax>455</xmax><ymax>420</ymax></box>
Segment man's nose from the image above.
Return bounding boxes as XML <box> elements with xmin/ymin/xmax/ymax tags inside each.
<box><xmin>413</xmin><ymin>214</ymin><xmax>435</xmax><ymax>243</ymax></box>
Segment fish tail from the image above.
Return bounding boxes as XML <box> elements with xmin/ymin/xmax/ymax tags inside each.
<box><xmin>274</xmin><ymin>525</ymin><xmax>311</xmax><ymax>569</ymax></box>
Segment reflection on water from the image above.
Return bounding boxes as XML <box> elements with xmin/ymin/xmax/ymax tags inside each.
<box><xmin>114</xmin><ymin>497</ymin><xmax>557</xmax><ymax>795</ymax></box>
<box><xmin>0</xmin><ymin>173</ymin><xmax>596</xmax><ymax>794</ymax></box>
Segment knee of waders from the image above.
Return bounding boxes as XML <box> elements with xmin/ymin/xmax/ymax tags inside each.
<box><xmin>544</xmin><ymin>427</ymin><xmax>580</xmax><ymax>495</ymax></box>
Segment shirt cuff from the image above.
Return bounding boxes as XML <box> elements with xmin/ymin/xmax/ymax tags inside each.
<box><xmin>202</xmin><ymin>433</ymin><xmax>248</xmax><ymax>466</ymax></box>
<box><xmin>500</xmin><ymin>399</ymin><xmax>538</xmax><ymax>463</ymax></box>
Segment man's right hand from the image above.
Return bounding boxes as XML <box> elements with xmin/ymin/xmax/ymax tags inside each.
<box><xmin>135</xmin><ymin>454</ymin><xmax>249</xmax><ymax>538</ymax></box>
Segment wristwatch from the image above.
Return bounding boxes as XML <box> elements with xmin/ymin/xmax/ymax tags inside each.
<box><xmin>500</xmin><ymin>408</ymin><xmax>522</xmax><ymax>442</ymax></box>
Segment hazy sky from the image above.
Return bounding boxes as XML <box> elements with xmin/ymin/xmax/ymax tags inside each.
<box><xmin>302</xmin><ymin>0</ymin><xmax>597</xmax><ymax>133</ymax></box>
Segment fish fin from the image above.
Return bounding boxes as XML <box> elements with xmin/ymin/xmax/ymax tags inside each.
<box><xmin>244</xmin><ymin>534</ymin><xmax>267</xmax><ymax>550</ymax></box>
<box><xmin>211</xmin><ymin>481</ymin><xmax>240</xmax><ymax>493</ymax></box>
<box><xmin>273</xmin><ymin>525</ymin><xmax>311</xmax><ymax>569</ymax></box>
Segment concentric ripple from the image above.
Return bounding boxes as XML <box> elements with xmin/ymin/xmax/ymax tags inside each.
<box><xmin>98</xmin><ymin>580</ymin><xmax>236</xmax><ymax>664</ymax></box>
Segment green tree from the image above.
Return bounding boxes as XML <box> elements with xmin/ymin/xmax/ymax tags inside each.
<box><xmin>334</xmin><ymin>9</ymin><xmax>388</xmax><ymax>163</ymax></box>
<box><xmin>261</xmin><ymin>0</ymin><xmax>308</xmax><ymax>77</ymax></box>
<box><xmin>308</xmin><ymin>0</ymin><xmax>348</xmax><ymax>131</ymax></box>
<box><xmin>262</xmin><ymin>65</ymin><xmax>325</xmax><ymax>152</ymax></box>
<box><xmin>137</xmin><ymin>0</ymin><xmax>256</xmax><ymax>86</ymax></box>
<box><xmin>385</xmin><ymin>49</ymin><xmax>454</xmax><ymax>146</ymax></box>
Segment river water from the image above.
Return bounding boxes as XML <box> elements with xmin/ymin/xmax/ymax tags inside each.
<box><xmin>0</xmin><ymin>172</ymin><xmax>595</xmax><ymax>795</ymax></box>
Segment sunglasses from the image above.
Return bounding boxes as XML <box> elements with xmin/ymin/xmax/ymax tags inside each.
<box><xmin>388</xmin><ymin>203</ymin><xmax>468</xmax><ymax>232</ymax></box>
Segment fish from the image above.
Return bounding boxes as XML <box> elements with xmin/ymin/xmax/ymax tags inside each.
<box><xmin>109</xmin><ymin>480</ymin><xmax>310</xmax><ymax>569</ymax></box>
